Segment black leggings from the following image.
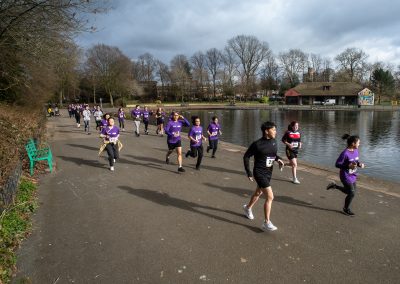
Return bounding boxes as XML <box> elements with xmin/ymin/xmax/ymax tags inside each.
<box><xmin>208</xmin><ymin>139</ymin><xmax>218</xmax><ymax>156</ymax></box>
<box><xmin>105</xmin><ymin>143</ymin><xmax>119</xmax><ymax>166</ymax></box>
<box><xmin>187</xmin><ymin>145</ymin><xmax>203</xmax><ymax>168</ymax></box>
<box><xmin>335</xmin><ymin>181</ymin><xmax>356</xmax><ymax>209</ymax></box>
<box><xmin>144</xmin><ymin>120</ymin><xmax>149</xmax><ymax>132</ymax></box>
<box><xmin>75</xmin><ymin>114</ymin><xmax>81</xmax><ymax>124</ymax></box>
<box><xmin>119</xmin><ymin>119</ymin><xmax>125</xmax><ymax>129</ymax></box>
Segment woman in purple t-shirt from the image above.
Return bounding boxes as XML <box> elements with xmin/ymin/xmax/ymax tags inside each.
<box><xmin>185</xmin><ymin>116</ymin><xmax>207</xmax><ymax>170</ymax></box>
<box><xmin>206</xmin><ymin>116</ymin><xmax>222</xmax><ymax>158</ymax></box>
<box><xmin>100</xmin><ymin>117</ymin><xmax>120</xmax><ymax>171</ymax></box>
<box><xmin>326</xmin><ymin>134</ymin><xmax>366</xmax><ymax>216</ymax></box>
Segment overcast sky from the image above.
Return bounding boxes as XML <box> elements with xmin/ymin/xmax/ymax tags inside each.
<box><xmin>77</xmin><ymin>0</ymin><xmax>400</xmax><ymax>67</ymax></box>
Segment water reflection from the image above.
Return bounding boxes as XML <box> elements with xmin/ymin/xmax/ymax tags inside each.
<box><xmin>182</xmin><ymin>109</ymin><xmax>400</xmax><ymax>183</ymax></box>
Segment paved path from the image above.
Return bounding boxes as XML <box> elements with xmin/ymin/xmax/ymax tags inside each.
<box><xmin>15</xmin><ymin>112</ymin><xmax>400</xmax><ymax>283</ymax></box>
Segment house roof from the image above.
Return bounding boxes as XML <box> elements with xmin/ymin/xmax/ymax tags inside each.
<box><xmin>290</xmin><ymin>82</ymin><xmax>363</xmax><ymax>97</ymax></box>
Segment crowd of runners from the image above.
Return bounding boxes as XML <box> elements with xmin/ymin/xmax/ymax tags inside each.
<box><xmin>66</xmin><ymin>103</ymin><xmax>366</xmax><ymax>231</ymax></box>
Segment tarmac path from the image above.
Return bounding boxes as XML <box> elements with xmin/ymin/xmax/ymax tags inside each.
<box><xmin>15</xmin><ymin>111</ymin><xmax>400</xmax><ymax>283</ymax></box>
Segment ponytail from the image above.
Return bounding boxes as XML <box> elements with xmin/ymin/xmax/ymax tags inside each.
<box><xmin>342</xmin><ymin>134</ymin><xmax>359</xmax><ymax>147</ymax></box>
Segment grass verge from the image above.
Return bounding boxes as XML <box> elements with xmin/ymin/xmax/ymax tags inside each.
<box><xmin>0</xmin><ymin>179</ymin><xmax>37</xmax><ymax>283</ymax></box>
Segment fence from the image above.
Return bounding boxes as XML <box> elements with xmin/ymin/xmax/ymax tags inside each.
<box><xmin>0</xmin><ymin>160</ymin><xmax>22</xmax><ymax>213</ymax></box>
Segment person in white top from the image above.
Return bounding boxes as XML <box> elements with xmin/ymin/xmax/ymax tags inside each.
<box><xmin>93</xmin><ymin>106</ymin><xmax>103</xmax><ymax>131</ymax></box>
<box><xmin>82</xmin><ymin>105</ymin><xmax>92</xmax><ymax>135</ymax></box>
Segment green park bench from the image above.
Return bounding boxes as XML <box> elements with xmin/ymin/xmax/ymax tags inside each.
<box><xmin>25</xmin><ymin>139</ymin><xmax>53</xmax><ymax>176</ymax></box>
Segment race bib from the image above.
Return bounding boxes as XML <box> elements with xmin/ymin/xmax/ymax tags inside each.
<box><xmin>266</xmin><ymin>157</ymin><xmax>275</xmax><ymax>168</ymax></box>
<box><xmin>212</xmin><ymin>131</ymin><xmax>218</xmax><ymax>136</ymax></box>
<box><xmin>173</xmin><ymin>131</ymin><xmax>180</xmax><ymax>137</ymax></box>
<box><xmin>109</xmin><ymin>137</ymin><xmax>118</xmax><ymax>143</ymax></box>
<box><xmin>291</xmin><ymin>142</ymin><xmax>299</xmax><ymax>148</ymax></box>
<box><xmin>195</xmin><ymin>134</ymin><xmax>202</xmax><ymax>141</ymax></box>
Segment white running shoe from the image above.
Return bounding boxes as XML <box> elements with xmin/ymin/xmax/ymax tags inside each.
<box><xmin>262</xmin><ymin>221</ymin><xmax>277</xmax><ymax>231</ymax></box>
<box><xmin>243</xmin><ymin>204</ymin><xmax>254</xmax><ymax>220</ymax></box>
<box><xmin>293</xmin><ymin>178</ymin><xmax>300</xmax><ymax>184</ymax></box>
<box><xmin>113</xmin><ymin>159</ymin><xmax>116</xmax><ymax>163</ymax></box>
<box><xmin>110</xmin><ymin>166</ymin><xmax>114</xmax><ymax>171</ymax></box>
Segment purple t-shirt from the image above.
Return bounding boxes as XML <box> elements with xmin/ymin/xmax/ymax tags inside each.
<box><xmin>142</xmin><ymin>110</ymin><xmax>150</xmax><ymax>121</ymax></box>
<box><xmin>189</xmin><ymin>126</ymin><xmax>203</xmax><ymax>147</ymax></box>
<box><xmin>101</xmin><ymin>126</ymin><xmax>120</xmax><ymax>143</ymax></box>
<box><xmin>101</xmin><ymin>119</ymin><xmax>108</xmax><ymax>127</ymax></box>
<box><xmin>207</xmin><ymin>123</ymin><xmax>221</xmax><ymax>141</ymax></box>
<box><xmin>131</xmin><ymin>109</ymin><xmax>141</xmax><ymax>120</ymax></box>
<box><xmin>164</xmin><ymin>118</ymin><xmax>190</xmax><ymax>144</ymax></box>
<box><xmin>118</xmin><ymin>111</ymin><xmax>125</xmax><ymax>120</ymax></box>
<box><xmin>335</xmin><ymin>148</ymin><xmax>360</xmax><ymax>184</ymax></box>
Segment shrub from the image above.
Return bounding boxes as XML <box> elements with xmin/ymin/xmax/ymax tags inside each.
<box><xmin>259</xmin><ymin>96</ymin><xmax>269</xmax><ymax>104</ymax></box>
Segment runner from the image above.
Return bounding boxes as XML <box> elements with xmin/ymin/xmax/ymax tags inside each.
<box><xmin>94</xmin><ymin>106</ymin><xmax>103</xmax><ymax>131</ymax></box>
<box><xmin>326</xmin><ymin>134</ymin><xmax>365</xmax><ymax>216</ymax></box>
<box><xmin>131</xmin><ymin>105</ymin><xmax>142</xmax><ymax>137</ymax></box>
<box><xmin>100</xmin><ymin>117</ymin><xmax>120</xmax><ymax>171</ymax></box>
<box><xmin>117</xmin><ymin>107</ymin><xmax>126</xmax><ymax>131</ymax></box>
<box><xmin>243</xmin><ymin>121</ymin><xmax>284</xmax><ymax>231</ymax></box>
<box><xmin>155</xmin><ymin>107</ymin><xmax>165</xmax><ymax>136</ymax></box>
<box><xmin>101</xmin><ymin>113</ymin><xmax>110</xmax><ymax>131</ymax></box>
<box><xmin>142</xmin><ymin>106</ymin><xmax>152</xmax><ymax>135</ymax></box>
<box><xmin>164</xmin><ymin>111</ymin><xmax>190</xmax><ymax>172</ymax></box>
<box><xmin>207</xmin><ymin>116</ymin><xmax>222</xmax><ymax>158</ymax></box>
<box><xmin>82</xmin><ymin>105</ymin><xmax>92</xmax><ymax>135</ymax></box>
<box><xmin>74</xmin><ymin>104</ymin><xmax>81</xmax><ymax>128</ymax></box>
<box><xmin>281</xmin><ymin>121</ymin><xmax>302</xmax><ymax>184</ymax></box>
<box><xmin>68</xmin><ymin>104</ymin><xmax>73</xmax><ymax>118</ymax></box>
<box><xmin>185</xmin><ymin>116</ymin><xmax>207</xmax><ymax>170</ymax></box>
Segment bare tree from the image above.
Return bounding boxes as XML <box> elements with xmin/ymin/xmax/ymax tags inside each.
<box><xmin>86</xmin><ymin>44</ymin><xmax>131</xmax><ymax>107</ymax></box>
<box><xmin>227</xmin><ymin>35</ymin><xmax>271</xmax><ymax>97</ymax></box>
<box><xmin>0</xmin><ymin>0</ymin><xmax>109</xmax><ymax>102</ymax></box>
<box><xmin>279</xmin><ymin>49</ymin><xmax>308</xmax><ymax>87</ymax></box>
<box><xmin>137</xmin><ymin>53</ymin><xmax>156</xmax><ymax>82</ymax></box>
<box><xmin>335</xmin><ymin>47</ymin><xmax>368</xmax><ymax>82</ymax></box>
<box><xmin>191</xmin><ymin>51</ymin><xmax>207</xmax><ymax>99</ymax></box>
<box><xmin>155</xmin><ymin>59</ymin><xmax>170</xmax><ymax>100</ymax></box>
<box><xmin>170</xmin><ymin>54</ymin><xmax>191</xmax><ymax>102</ymax></box>
<box><xmin>260</xmin><ymin>53</ymin><xmax>280</xmax><ymax>92</ymax></box>
<box><xmin>205</xmin><ymin>48</ymin><xmax>222</xmax><ymax>99</ymax></box>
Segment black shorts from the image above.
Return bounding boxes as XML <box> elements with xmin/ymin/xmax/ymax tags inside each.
<box><xmin>157</xmin><ymin>118</ymin><xmax>164</xmax><ymax>125</ymax></box>
<box><xmin>286</xmin><ymin>148</ymin><xmax>298</xmax><ymax>160</ymax></box>
<box><xmin>253</xmin><ymin>169</ymin><xmax>272</xmax><ymax>188</ymax></box>
<box><xmin>168</xmin><ymin>140</ymin><xmax>182</xmax><ymax>150</ymax></box>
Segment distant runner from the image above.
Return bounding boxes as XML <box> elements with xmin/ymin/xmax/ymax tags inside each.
<box><xmin>185</xmin><ymin>116</ymin><xmax>207</xmax><ymax>170</ymax></box>
<box><xmin>100</xmin><ymin>117</ymin><xmax>120</xmax><ymax>171</ymax></box>
<box><xmin>117</xmin><ymin>107</ymin><xmax>126</xmax><ymax>131</ymax></box>
<box><xmin>131</xmin><ymin>105</ymin><xmax>142</xmax><ymax>137</ymax></box>
<box><xmin>282</xmin><ymin>121</ymin><xmax>302</xmax><ymax>184</ymax></box>
<box><xmin>155</xmin><ymin>107</ymin><xmax>165</xmax><ymax>136</ymax></box>
<box><xmin>207</xmin><ymin>116</ymin><xmax>222</xmax><ymax>158</ymax></box>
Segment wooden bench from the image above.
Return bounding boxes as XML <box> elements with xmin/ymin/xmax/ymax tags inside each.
<box><xmin>25</xmin><ymin>139</ymin><xmax>53</xmax><ymax>176</ymax></box>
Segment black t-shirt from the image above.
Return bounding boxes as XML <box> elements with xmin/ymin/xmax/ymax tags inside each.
<box><xmin>282</xmin><ymin>131</ymin><xmax>301</xmax><ymax>151</ymax></box>
<box><xmin>243</xmin><ymin>137</ymin><xmax>282</xmax><ymax>177</ymax></box>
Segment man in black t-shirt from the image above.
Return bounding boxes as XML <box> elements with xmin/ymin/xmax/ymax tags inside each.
<box><xmin>243</xmin><ymin>121</ymin><xmax>284</xmax><ymax>231</ymax></box>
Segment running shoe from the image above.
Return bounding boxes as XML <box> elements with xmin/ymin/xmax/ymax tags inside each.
<box><xmin>293</xmin><ymin>178</ymin><xmax>300</xmax><ymax>184</ymax></box>
<box><xmin>178</xmin><ymin>167</ymin><xmax>185</xmax><ymax>172</ymax></box>
<box><xmin>243</xmin><ymin>204</ymin><xmax>254</xmax><ymax>220</ymax></box>
<box><xmin>343</xmin><ymin>208</ymin><xmax>355</xmax><ymax>216</ymax></box>
<box><xmin>211</xmin><ymin>155</ymin><xmax>216</xmax><ymax>158</ymax></box>
<box><xmin>166</xmin><ymin>156</ymin><xmax>170</xmax><ymax>164</ymax></box>
<box><xmin>195</xmin><ymin>165</ymin><xmax>200</xmax><ymax>170</ymax></box>
<box><xmin>326</xmin><ymin>182</ymin><xmax>336</xmax><ymax>190</ymax></box>
<box><xmin>261</xmin><ymin>221</ymin><xmax>277</xmax><ymax>231</ymax></box>
<box><xmin>110</xmin><ymin>166</ymin><xmax>114</xmax><ymax>171</ymax></box>
<box><xmin>185</xmin><ymin>151</ymin><xmax>190</xmax><ymax>158</ymax></box>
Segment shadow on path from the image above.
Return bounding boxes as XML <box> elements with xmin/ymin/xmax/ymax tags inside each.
<box><xmin>57</xmin><ymin>156</ymin><xmax>105</xmax><ymax>169</ymax></box>
<box><xmin>67</xmin><ymin>143</ymin><xmax>100</xmax><ymax>151</ymax></box>
<box><xmin>118</xmin><ymin>186</ymin><xmax>262</xmax><ymax>233</ymax></box>
<box><xmin>126</xmin><ymin>154</ymin><xmax>164</xmax><ymax>164</ymax></box>
<box><xmin>203</xmin><ymin>182</ymin><xmax>341</xmax><ymax>214</ymax></box>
